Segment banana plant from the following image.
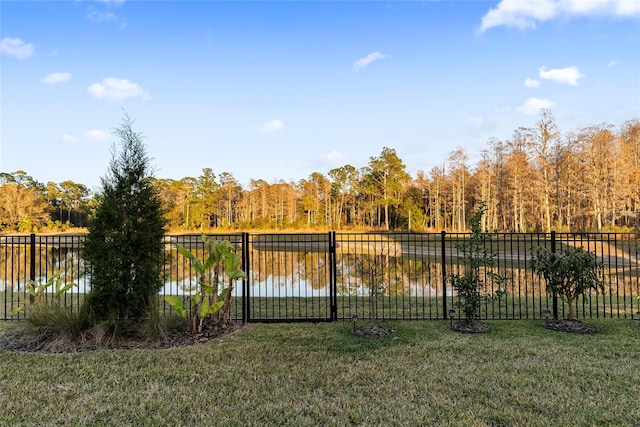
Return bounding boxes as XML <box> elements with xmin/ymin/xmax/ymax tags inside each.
<box><xmin>164</xmin><ymin>236</ymin><xmax>245</xmax><ymax>332</ymax></box>
<box><xmin>9</xmin><ymin>271</ymin><xmax>77</xmax><ymax>316</ymax></box>
<box><xmin>28</xmin><ymin>271</ymin><xmax>77</xmax><ymax>302</ymax></box>
<box><xmin>221</xmin><ymin>250</ymin><xmax>247</xmax><ymax>323</ymax></box>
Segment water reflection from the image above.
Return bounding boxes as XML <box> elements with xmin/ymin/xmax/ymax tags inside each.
<box><xmin>0</xmin><ymin>242</ymin><xmax>450</xmax><ymax>298</ymax></box>
<box><xmin>2</xmin><ymin>239</ymin><xmax>608</xmax><ymax>300</ymax></box>
<box><xmin>0</xmin><ymin>243</ymin><xmax>88</xmax><ymax>292</ymax></box>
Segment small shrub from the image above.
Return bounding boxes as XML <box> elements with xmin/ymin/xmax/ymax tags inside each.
<box><xmin>448</xmin><ymin>202</ymin><xmax>506</xmax><ymax>328</ymax></box>
<box><xmin>354</xmin><ymin>245</ymin><xmax>399</xmax><ymax>326</ymax></box>
<box><xmin>531</xmin><ymin>246</ymin><xmax>604</xmax><ymax>320</ymax></box>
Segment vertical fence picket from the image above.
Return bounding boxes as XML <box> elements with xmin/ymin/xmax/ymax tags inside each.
<box><xmin>440</xmin><ymin>231</ymin><xmax>447</xmax><ymax>320</ymax></box>
<box><xmin>550</xmin><ymin>231</ymin><xmax>558</xmax><ymax>319</ymax></box>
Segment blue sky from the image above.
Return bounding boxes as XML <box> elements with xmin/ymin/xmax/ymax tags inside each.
<box><xmin>1</xmin><ymin>0</ymin><xmax>639</xmax><ymax>191</ymax></box>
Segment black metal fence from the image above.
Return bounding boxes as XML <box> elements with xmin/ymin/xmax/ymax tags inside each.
<box><xmin>1</xmin><ymin>232</ymin><xmax>638</xmax><ymax>322</ymax></box>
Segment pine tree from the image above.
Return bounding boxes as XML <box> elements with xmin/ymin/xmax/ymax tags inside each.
<box><xmin>84</xmin><ymin>113</ymin><xmax>167</xmax><ymax>322</ymax></box>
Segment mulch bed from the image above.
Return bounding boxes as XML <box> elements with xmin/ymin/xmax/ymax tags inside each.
<box><xmin>450</xmin><ymin>320</ymin><xmax>492</xmax><ymax>334</ymax></box>
<box><xmin>0</xmin><ymin>321</ymin><xmax>244</xmax><ymax>354</ymax></box>
<box><xmin>352</xmin><ymin>325</ymin><xmax>395</xmax><ymax>337</ymax></box>
<box><xmin>544</xmin><ymin>318</ymin><xmax>599</xmax><ymax>334</ymax></box>
<box><xmin>2</xmin><ymin>317</ymin><xmax>601</xmax><ymax>353</ymax></box>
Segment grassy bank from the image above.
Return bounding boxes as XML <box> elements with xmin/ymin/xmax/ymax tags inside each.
<box><xmin>1</xmin><ymin>320</ymin><xmax>639</xmax><ymax>426</ymax></box>
<box><xmin>4</xmin><ymin>292</ymin><xmax>637</xmax><ymax>322</ymax></box>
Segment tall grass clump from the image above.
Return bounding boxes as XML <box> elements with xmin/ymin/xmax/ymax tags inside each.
<box><xmin>17</xmin><ymin>272</ymin><xmax>88</xmax><ymax>338</ymax></box>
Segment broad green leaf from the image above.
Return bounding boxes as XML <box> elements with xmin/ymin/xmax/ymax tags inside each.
<box><xmin>9</xmin><ymin>307</ymin><xmax>23</xmax><ymax>316</ymax></box>
<box><xmin>177</xmin><ymin>245</ymin><xmax>203</xmax><ymax>271</ymax></box>
<box><xmin>223</xmin><ymin>253</ymin><xmax>238</xmax><ymax>275</ymax></box>
<box><xmin>164</xmin><ymin>295</ymin><xmax>187</xmax><ymax>318</ymax></box>
<box><xmin>203</xmin><ymin>255</ymin><xmax>217</xmax><ymax>270</ymax></box>
<box><xmin>55</xmin><ymin>281</ymin><xmax>77</xmax><ymax>296</ymax></box>
<box><xmin>228</xmin><ymin>269</ymin><xmax>247</xmax><ymax>281</ymax></box>
<box><xmin>177</xmin><ymin>244</ymin><xmax>195</xmax><ymax>260</ymax></box>
<box><xmin>199</xmin><ymin>300</ymin><xmax>224</xmax><ymax>317</ymax></box>
<box><xmin>198</xmin><ymin>298</ymin><xmax>210</xmax><ymax>318</ymax></box>
<box><xmin>212</xmin><ymin>240</ymin><xmax>231</xmax><ymax>260</ymax></box>
<box><xmin>205</xmin><ymin>300</ymin><xmax>225</xmax><ymax>316</ymax></box>
<box><xmin>164</xmin><ymin>295</ymin><xmax>183</xmax><ymax>307</ymax></box>
<box><xmin>26</xmin><ymin>282</ymin><xmax>38</xmax><ymax>297</ymax></box>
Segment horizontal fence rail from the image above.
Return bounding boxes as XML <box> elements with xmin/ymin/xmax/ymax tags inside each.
<box><xmin>1</xmin><ymin>232</ymin><xmax>638</xmax><ymax>322</ymax></box>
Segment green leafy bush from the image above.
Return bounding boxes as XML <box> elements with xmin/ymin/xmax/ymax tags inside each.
<box><xmin>531</xmin><ymin>246</ymin><xmax>604</xmax><ymax>320</ymax></box>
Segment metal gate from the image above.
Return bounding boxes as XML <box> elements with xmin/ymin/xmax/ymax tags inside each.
<box><xmin>245</xmin><ymin>232</ymin><xmax>337</xmax><ymax>322</ymax></box>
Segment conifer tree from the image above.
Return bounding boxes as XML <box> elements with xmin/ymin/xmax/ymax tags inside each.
<box><xmin>84</xmin><ymin>113</ymin><xmax>166</xmax><ymax>322</ymax></box>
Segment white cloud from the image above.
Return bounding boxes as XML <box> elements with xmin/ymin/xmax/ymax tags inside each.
<box><xmin>42</xmin><ymin>72</ymin><xmax>72</xmax><ymax>84</ymax></box>
<box><xmin>479</xmin><ymin>0</ymin><xmax>640</xmax><ymax>32</ymax></box>
<box><xmin>479</xmin><ymin>0</ymin><xmax>558</xmax><ymax>32</ymax></box>
<box><xmin>88</xmin><ymin>10</ymin><xmax>118</xmax><ymax>23</ymax></box>
<box><xmin>607</xmin><ymin>60</ymin><xmax>619</xmax><ymax>68</ymax></box>
<box><xmin>88</xmin><ymin>0</ymin><xmax>125</xmax><ymax>22</ymax></box>
<box><xmin>62</xmin><ymin>134</ymin><xmax>77</xmax><ymax>144</ymax></box>
<box><xmin>0</xmin><ymin>37</ymin><xmax>34</xmax><ymax>59</ymax></box>
<box><xmin>88</xmin><ymin>77</ymin><xmax>150</xmax><ymax>101</ymax></box>
<box><xmin>260</xmin><ymin>119</ymin><xmax>285</xmax><ymax>133</ymax></box>
<box><xmin>83</xmin><ymin>130</ymin><xmax>110</xmax><ymax>142</ymax></box>
<box><xmin>538</xmin><ymin>66</ymin><xmax>584</xmax><ymax>86</ymax></box>
<box><xmin>517</xmin><ymin>97</ymin><xmax>555</xmax><ymax>115</ymax></box>
<box><xmin>567</xmin><ymin>0</ymin><xmax>640</xmax><ymax>15</ymax></box>
<box><xmin>524</xmin><ymin>78</ymin><xmax>541</xmax><ymax>88</ymax></box>
<box><xmin>353</xmin><ymin>52</ymin><xmax>388</xmax><ymax>71</ymax></box>
<box><xmin>95</xmin><ymin>0</ymin><xmax>126</xmax><ymax>5</ymax></box>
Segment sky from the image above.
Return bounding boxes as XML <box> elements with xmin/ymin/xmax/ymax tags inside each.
<box><xmin>1</xmin><ymin>0</ymin><xmax>639</xmax><ymax>192</ymax></box>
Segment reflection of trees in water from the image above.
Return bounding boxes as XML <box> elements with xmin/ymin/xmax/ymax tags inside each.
<box><xmin>0</xmin><ymin>245</ymin><xmax>29</xmax><ymax>289</ymax></box>
<box><xmin>336</xmin><ymin>254</ymin><xmax>443</xmax><ymax>297</ymax></box>
<box><xmin>38</xmin><ymin>245</ymin><xmax>86</xmax><ymax>285</ymax></box>
<box><xmin>249</xmin><ymin>249</ymin><xmax>329</xmax><ymax>291</ymax></box>
<box><xmin>1</xmin><ymin>234</ymin><xmax>637</xmax><ymax>302</ymax></box>
<box><xmin>336</xmin><ymin>237</ymin><xmax>399</xmax><ymax>297</ymax></box>
<box><xmin>301</xmin><ymin>251</ymin><xmax>329</xmax><ymax>290</ymax></box>
<box><xmin>162</xmin><ymin>246</ymin><xmax>205</xmax><ymax>290</ymax></box>
<box><xmin>0</xmin><ymin>242</ymin><xmax>86</xmax><ymax>290</ymax></box>
<box><xmin>161</xmin><ymin>235</ymin><xmax>244</xmax><ymax>293</ymax></box>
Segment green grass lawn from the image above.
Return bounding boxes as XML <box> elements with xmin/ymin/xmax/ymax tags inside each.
<box><xmin>1</xmin><ymin>320</ymin><xmax>639</xmax><ymax>426</ymax></box>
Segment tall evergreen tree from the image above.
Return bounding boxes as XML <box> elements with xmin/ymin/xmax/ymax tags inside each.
<box><xmin>84</xmin><ymin>114</ymin><xmax>167</xmax><ymax>321</ymax></box>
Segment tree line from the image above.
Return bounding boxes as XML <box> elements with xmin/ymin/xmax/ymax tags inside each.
<box><xmin>1</xmin><ymin>110</ymin><xmax>638</xmax><ymax>233</ymax></box>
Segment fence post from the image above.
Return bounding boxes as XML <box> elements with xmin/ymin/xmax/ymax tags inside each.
<box><xmin>550</xmin><ymin>231</ymin><xmax>558</xmax><ymax>319</ymax></box>
<box><xmin>441</xmin><ymin>231</ymin><xmax>447</xmax><ymax>320</ymax></box>
<box><xmin>329</xmin><ymin>231</ymin><xmax>337</xmax><ymax>321</ymax></box>
<box><xmin>242</xmin><ymin>232</ymin><xmax>250</xmax><ymax>323</ymax></box>
<box><xmin>29</xmin><ymin>233</ymin><xmax>36</xmax><ymax>303</ymax></box>
<box><xmin>29</xmin><ymin>233</ymin><xmax>36</xmax><ymax>282</ymax></box>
